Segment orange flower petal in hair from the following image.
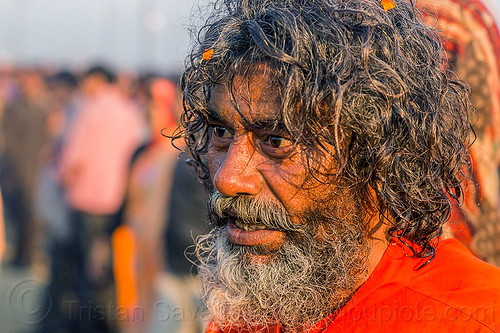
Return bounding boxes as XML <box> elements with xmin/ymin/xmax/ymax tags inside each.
<box><xmin>381</xmin><ymin>0</ymin><xmax>395</xmax><ymax>11</ymax></box>
<box><xmin>201</xmin><ymin>49</ymin><xmax>214</xmax><ymax>63</ymax></box>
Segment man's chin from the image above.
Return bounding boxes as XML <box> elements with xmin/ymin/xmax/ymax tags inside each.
<box><xmin>232</xmin><ymin>251</ymin><xmax>269</xmax><ymax>265</ymax></box>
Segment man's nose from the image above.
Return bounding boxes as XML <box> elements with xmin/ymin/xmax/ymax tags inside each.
<box><xmin>213</xmin><ymin>136</ymin><xmax>262</xmax><ymax>197</ymax></box>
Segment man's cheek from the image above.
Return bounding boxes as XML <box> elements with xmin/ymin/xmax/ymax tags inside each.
<box><xmin>260</xmin><ymin>161</ymin><xmax>308</xmax><ymax>192</ymax></box>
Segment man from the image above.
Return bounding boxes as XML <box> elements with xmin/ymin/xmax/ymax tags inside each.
<box><xmin>176</xmin><ymin>0</ymin><xmax>500</xmax><ymax>331</ymax></box>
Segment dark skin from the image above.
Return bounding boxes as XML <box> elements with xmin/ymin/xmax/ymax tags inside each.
<box><xmin>206</xmin><ymin>65</ymin><xmax>389</xmax><ymax>270</ymax></box>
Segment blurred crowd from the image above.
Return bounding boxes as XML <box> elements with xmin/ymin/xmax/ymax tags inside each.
<box><xmin>0</xmin><ymin>64</ymin><xmax>210</xmax><ymax>333</ymax></box>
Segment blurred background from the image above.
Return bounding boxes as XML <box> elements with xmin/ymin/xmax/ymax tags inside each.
<box><xmin>0</xmin><ymin>0</ymin><xmax>205</xmax><ymax>72</ymax></box>
<box><xmin>0</xmin><ymin>0</ymin><xmax>500</xmax><ymax>332</ymax></box>
<box><xmin>0</xmin><ymin>1</ymin><xmax>213</xmax><ymax>333</ymax></box>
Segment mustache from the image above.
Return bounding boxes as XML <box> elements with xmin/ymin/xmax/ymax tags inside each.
<box><xmin>208</xmin><ymin>190</ymin><xmax>303</xmax><ymax>232</ymax></box>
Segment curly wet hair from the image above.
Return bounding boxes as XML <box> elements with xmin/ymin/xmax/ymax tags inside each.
<box><xmin>176</xmin><ymin>0</ymin><xmax>473</xmax><ymax>259</ymax></box>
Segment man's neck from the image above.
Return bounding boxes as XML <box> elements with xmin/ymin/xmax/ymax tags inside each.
<box><xmin>363</xmin><ymin>221</ymin><xmax>390</xmax><ymax>282</ymax></box>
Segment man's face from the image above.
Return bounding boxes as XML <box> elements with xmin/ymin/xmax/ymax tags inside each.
<box><xmin>197</xmin><ymin>68</ymin><xmax>371</xmax><ymax>331</ymax></box>
<box><xmin>206</xmin><ymin>70</ymin><xmax>349</xmax><ymax>254</ymax></box>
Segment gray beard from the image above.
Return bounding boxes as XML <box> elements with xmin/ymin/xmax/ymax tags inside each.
<box><xmin>195</xmin><ymin>191</ymin><xmax>371</xmax><ymax>332</ymax></box>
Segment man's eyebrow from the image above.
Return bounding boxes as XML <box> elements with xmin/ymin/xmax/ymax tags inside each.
<box><xmin>206</xmin><ymin>108</ymin><xmax>224</xmax><ymax>123</ymax></box>
<box><xmin>248</xmin><ymin>119</ymin><xmax>288</xmax><ymax>133</ymax></box>
<box><xmin>206</xmin><ymin>108</ymin><xmax>289</xmax><ymax>134</ymax></box>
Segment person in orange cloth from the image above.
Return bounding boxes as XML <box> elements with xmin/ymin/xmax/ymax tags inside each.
<box><xmin>174</xmin><ymin>0</ymin><xmax>500</xmax><ymax>331</ymax></box>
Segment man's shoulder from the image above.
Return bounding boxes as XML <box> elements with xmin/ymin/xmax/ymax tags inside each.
<box><xmin>408</xmin><ymin>239</ymin><xmax>500</xmax><ymax>295</ymax></box>
<box><xmin>328</xmin><ymin>239</ymin><xmax>500</xmax><ymax>332</ymax></box>
<box><xmin>374</xmin><ymin>238</ymin><xmax>500</xmax><ymax>291</ymax></box>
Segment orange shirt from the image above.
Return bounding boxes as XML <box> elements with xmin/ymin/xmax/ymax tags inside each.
<box><xmin>207</xmin><ymin>239</ymin><xmax>500</xmax><ymax>332</ymax></box>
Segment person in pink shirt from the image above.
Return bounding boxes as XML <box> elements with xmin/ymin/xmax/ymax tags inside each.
<box><xmin>58</xmin><ymin>65</ymin><xmax>147</xmax><ymax>333</ymax></box>
<box><xmin>60</xmin><ymin>68</ymin><xmax>146</xmax><ymax>215</ymax></box>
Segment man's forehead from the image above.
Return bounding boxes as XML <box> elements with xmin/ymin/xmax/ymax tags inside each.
<box><xmin>208</xmin><ymin>69</ymin><xmax>283</xmax><ymax>125</ymax></box>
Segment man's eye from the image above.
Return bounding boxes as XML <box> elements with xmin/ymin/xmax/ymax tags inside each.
<box><xmin>212</xmin><ymin>125</ymin><xmax>232</xmax><ymax>139</ymax></box>
<box><xmin>264</xmin><ymin>135</ymin><xmax>292</xmax><ymax>149</ymax></box>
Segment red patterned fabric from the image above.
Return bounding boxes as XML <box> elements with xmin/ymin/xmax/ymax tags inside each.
<box><xmin>419</xmin><ymin>0</ymin><xmax>500</xmax><ymax>266</ymax></box>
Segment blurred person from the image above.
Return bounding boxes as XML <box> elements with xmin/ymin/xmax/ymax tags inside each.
<box><xmin>151</xmin><ymin>156</ymin><xmax>210</xmax><ymax>333</ymax></box>
<box><xmin>0</xmin><ymin>67</ymin><xmax>49</xmax><ymax>266</ymax></box>
<box><xmin>177</xmin><ymin>0</ymin><xmax>500</xmax><ymax>331</ymax></box>
<box><xmin>129</xmin><ymin>73</ymin><xmax>158</xmax><ymax>113</ymax></box>
<box><xmin>36</xmin><ymin>70</ymin><xmax>81</xmax><ymax>333</ymax></box>
<box><xmin>418</xmin><ymin>0</ymin><xmax>500</xmax><ymax>267</ymax></box>
<box><xmin>0</xmin><ymin>66</ymin><xmax>13</xmax><ymax>268</ymax></box>
<box><xmin>37</xmin><ymin>70</ymin><xmax>80</xmax><ymax>243</ymax></box>
<box><xmin>120</xmin><ymin>77</ymin><xmax>183</xmax><ymax>332</ymax></box>
<box><xmin>58</xmin><ymin>65</ymin><xmax>147</xmax><ymax>333</ymax></box>
<box><xmin>145</xmin><ymin>79</ymin><xmax>211</xmax><ymax>333</ymax></box>
<box><xmin>0</xmin><ymin>185</ymin><xmax>5</xmax><ymax>269</ymax></box>
<box><xmin>0</xmin><ymin>65</ymin><xmax>18</xmax><ymax>129</ymax></box>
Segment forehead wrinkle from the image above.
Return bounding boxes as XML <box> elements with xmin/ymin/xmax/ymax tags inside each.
<box><xmin>228</xmin><ymin>82</ymin><xmax>256</xmax><ymax>129</ymax></box>
<box><xmin>229</xmin><ymin>69</ymin><xmax>282</xmax><ymax>125</ymax></box>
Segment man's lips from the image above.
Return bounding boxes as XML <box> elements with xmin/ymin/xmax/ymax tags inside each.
<box><xmin>226</xmin><ymin>217</ymin><xmax>285</xmax><ymax>249</ymax></box>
